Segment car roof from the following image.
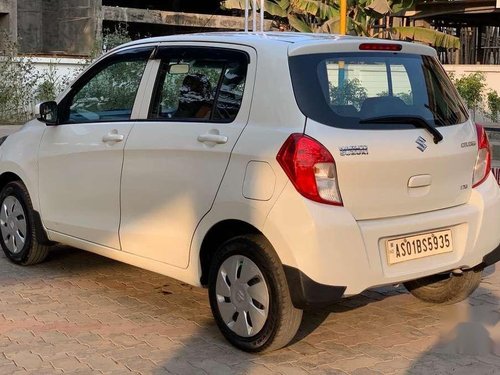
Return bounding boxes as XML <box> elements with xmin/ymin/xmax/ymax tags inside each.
<box><xmin>117</xmin><ymin>32</ymin><xmax>436</xmax><ymax>57</ymax></box>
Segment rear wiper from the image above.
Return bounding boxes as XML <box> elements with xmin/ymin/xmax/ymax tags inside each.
<box><xmin>359</xmin><ymin>115</ymin><xmax>444</xmax><ymax>144</ymax></box>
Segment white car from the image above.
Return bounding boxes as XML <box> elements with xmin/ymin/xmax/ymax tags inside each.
<box><xmin>0</xmin><ymin>32</ymin><xmax>499</xmax><ymax>352</ymax></box>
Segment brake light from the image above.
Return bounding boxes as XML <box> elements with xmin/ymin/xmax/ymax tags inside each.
<box><xmin>359</xmin><ymin>43</ymin><xmax>402</xmax><ymax>51</ymax></box>
<box><xmin>472</xmin><ymin>124</ymin><xmax>492</xmax><ymax>188</ymax></box>
<box><xmin>276</xmin><ymin>134</ymin><xmax>342</xmax><ymax>205</ymax></box>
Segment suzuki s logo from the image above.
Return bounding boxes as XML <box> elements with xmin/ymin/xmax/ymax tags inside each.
<box><xmin>416</xmin><ymin>136</ymin><xmax>427</xmax><ymax>152</ymax></box>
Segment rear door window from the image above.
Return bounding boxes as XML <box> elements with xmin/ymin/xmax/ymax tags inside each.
<box><xmin>289</xmin><ymin>52</ymin><xmax>468</xmax><ymax>129</ymax></box>
<box><xmin>149</xmin><ymin>48</ymin><xmax>248</xmax><ymax>123</ymax></box>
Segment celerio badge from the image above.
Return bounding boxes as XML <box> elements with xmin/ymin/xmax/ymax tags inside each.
<box><xmin>339</xmin><ymin>145</ymin><xmax>368</xmax><ymax>156</ymax></box>
<box><xmin>416</xmin><ymin>136</ymin><xmax>427</xmax><ymax>152</ymax></box>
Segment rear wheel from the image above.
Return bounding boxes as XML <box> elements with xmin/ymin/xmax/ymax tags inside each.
<box><xmin>404</xmin><ymin>268</ymin><xmax>482</xmax><ymax>304</ymax></box>
<box><xmin>208</xmin><ymin>234</ymin><xmax>302</xmax><ymax>352</ymax></box>
<box><xmin>0</xmin><ymin>181</ymin><xmax>50</xmax><ymax>265</ymax></box>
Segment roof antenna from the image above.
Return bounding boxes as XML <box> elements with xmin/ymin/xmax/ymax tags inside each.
<box><xmin>244</xmin><ymin>0</ymin><xmax>249</xmax><ymax>32</ymax></box>
<box><xmin>252</xmin><ymin>0</ymin><xmax>257</xmax><ymax>32</ymax></box>
<box><xmin>260</xmin><ymin>0</ymin><xmax>264</xmax><ymax>32</ymax></box>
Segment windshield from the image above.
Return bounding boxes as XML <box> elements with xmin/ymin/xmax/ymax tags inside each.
<box><xmin>289</xmin><ymin>52</ymin><xmax>469</xmax><ymax>129</ymax></box>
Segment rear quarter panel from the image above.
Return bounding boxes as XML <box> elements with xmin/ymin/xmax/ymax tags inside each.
<box><xmin>189</xmin><ymin>43</ymin><xmax>306</xmax><ymax>271</ymax></box>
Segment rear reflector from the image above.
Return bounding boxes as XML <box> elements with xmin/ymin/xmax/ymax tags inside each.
<box><xmin>359</xmin><ymin>43</ymin><xmax>402</xmax><ymax>51</ymax></box>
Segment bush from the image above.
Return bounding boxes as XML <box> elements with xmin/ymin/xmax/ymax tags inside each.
<box><xmin>451</xmin><ymin>72</ymin><xmax>486</xmax><ymax>115</ymax></box>
<box><xmin>487</xmin><ymin>90</ymin><xmax>500</xmax><ymax>123</ymax></box>
<box><xmin>450</xmin><ymin>72</ymin><xmax>500</xmax><ymax>123</ymax></box>
<box><xmin>0</xmin><ymin>26</ymin><xmax>133</xmax><ymax>123</ymax></box>
<box><xmin>0</xmin><ymin>33</ymin><xmax>40</xmax><ymax>123</ymax></box>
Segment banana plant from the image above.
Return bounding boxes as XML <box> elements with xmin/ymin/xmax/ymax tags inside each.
<box><xmin>222</xmin><ymin>0</ymin><xmax>459</xmax><ymax>49</ymax></box>
<box><xmin>222</xmin><ymin>0</ymin><xmax>339</xmax><ymax>33</ymax></box>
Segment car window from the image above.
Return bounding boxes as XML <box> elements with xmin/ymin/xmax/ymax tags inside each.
<box><xmin>60</xmin><ymin>48</ymin><xmax>151</xmax><ymax>124</ymax></box>
<box><xmin>289</xmin><ymin>52</ymin><xmax>468</xmax><ymax>129</ymax></box>
<box><xmin>149</xmin><ymin>48</ymin><xmax>248</xmax><ymax>123</ymax></box>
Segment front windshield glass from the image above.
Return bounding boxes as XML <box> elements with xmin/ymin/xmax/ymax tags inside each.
<box><xmin>289</xmin><ymin>52</ymin><xmax>469</xmax><ymax>129</ymax></box>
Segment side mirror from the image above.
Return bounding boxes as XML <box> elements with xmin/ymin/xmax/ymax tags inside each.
<box><xmin>36</xmin><ymin>101</ymin><xmax>58</xmax><ymax>125</ymax></box>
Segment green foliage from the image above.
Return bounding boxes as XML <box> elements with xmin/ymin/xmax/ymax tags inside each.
<box><xmin>72</xmin><ymin>59</ymin><xmax>146</xmax><ymax>116</ymax></box>
<box><xmin>450</xmin><ymin>72</ymin><xmax>486</xmax><ymax>112</ymax></box>
<box><xmin>223</xmin><ymin>1</ymin><xmax>459</xmax><ymax>49</ymax></box>
<box><xmin>35</xmin><ymin>64</ymin><xmax>74</xmax><ymax>102</ymax></box>
<box><xmin>377</xmin><ymin>90</ymin><xmax>412</xmax><ymax>105</ymax></box>
<box><xmin>0</xmin><ymin>32</ymin><xmax>40</xmax><ymax>123</ymax></box>
<box><xmin>103</xmin><ymin>24</ymin><xmax>133</xmax><ymax>53</ymax></box>
<box><xmin>390</xmin><ymin>26</ymin><xmax>460</xmax><ymax>49</ymax></box>
<box><xmin>487</xmin><ymin>90</ymin><xmax>500</xmax><ymax>123</ymax></box>
<box><xmin>329</xmin><ymin>78</ymin><xmax>367</xmax><ymax>109</ymax></box>
<box><xmin>223</xmin><ymin>0</ymin><xmax>339</xmax><ymax>33</ymax></box>
<box><xmin>0</xmin><ymin>27</ymin><xmax>133</xmax><ymax>123</ymax></box>
<box><xmin>449</xmin><ymin>72</ymin><xmax>500</xmax><ymax>123</ymax></box>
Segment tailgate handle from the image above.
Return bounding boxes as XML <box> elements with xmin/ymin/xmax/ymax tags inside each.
<box><xmin>408</xmin><ymin>174</ymin><xmax>432</xmax><ymax>188</ymax></box>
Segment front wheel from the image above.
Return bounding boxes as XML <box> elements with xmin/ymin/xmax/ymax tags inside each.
<box><xmin>404</xmin><ymin>268</ymin><xmax>482</xmax><ymax>304</ymax></box>
<box><xmin>0</xmin><ymin>181</ymin><xmax>50</xmax><ymax>265</ymax></box>
<box><xmin>208</xmin><ymin>235</ymin><xmax>302</xmax><ymax>352</ymax></box>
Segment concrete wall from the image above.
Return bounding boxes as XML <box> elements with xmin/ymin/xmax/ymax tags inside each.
<box><xmin>17</xmin><ymin>0</ymin><xmax>100</xmax><ymax>55</ymax></box>
<box><xmin>31</xmin><ymin>56</ymin><xmax>86</xmax><ymax>82</ymax></box>
<box><xmin>17</xmin><ymin>0</ymin><xmax>44</xmax><ymax>53</ymax></box>
<box><xmin>0</xmin><ymin>0</ymin><xmax>17</xmax><ymax>49</ymax></box>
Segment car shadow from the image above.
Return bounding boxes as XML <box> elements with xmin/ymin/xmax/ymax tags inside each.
<box><xmin>406</xmin><ymin>265</ymin><xmax>500</xmax><ymax>374</ymax></box>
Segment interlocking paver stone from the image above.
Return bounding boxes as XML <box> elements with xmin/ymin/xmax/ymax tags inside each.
<box><xmin>1</xmin><ymin>244</ymin><xmax>499</xmax><ymax>374</ymax></box>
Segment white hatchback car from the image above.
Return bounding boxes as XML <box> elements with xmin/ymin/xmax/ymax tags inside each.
<box><xmin>1</xmin><ymin>32</ymin><xmax>499</xmax><ymax>352</ymax></box>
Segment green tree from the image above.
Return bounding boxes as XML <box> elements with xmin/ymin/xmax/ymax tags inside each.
<box><xmin>451</xmin><ymin>72</ymin><xmax>486</xmax><ymax>117</ymax></box>
<box><xmin>487</xmin><ymin>90</ymin><xmax>500</xmax><ymax>123</ymax></box>
<box><xmin>330</xmin><ymin>78</ymin><xmax>367</xmax><ymax>110</ymax></box>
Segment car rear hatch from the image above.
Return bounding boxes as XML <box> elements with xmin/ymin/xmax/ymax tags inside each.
<box><xmin>288</xmin><ymin>40</ymin><xmax>478</xmax><ymax>220</ymax></box>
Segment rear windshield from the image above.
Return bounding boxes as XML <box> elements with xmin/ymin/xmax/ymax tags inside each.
<box><xmin>289</xmin><ymin>52</ymin><xmax>469</xmax><ymax>129</ymax></box>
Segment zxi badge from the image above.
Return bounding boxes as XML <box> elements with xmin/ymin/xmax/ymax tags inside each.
<box><xmin>416</xmin><ymin>136</ymin><xmax>427</xmax><ymax>152</ymax></box>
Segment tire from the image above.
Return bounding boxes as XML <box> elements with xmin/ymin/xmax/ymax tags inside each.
<box><xmin>404</xmin><ymin>268</ymin><xmax>482</xmax><ymax>304</ymax></box>
<box><xmin>208</xmin><ymin>234</ymin><xmax>302</xmax><ymax>352</ymax></box>
<box><xmin>0</xmin><ymin>181</ymin><xmax>50</xmax><ymax>265</ymax></box>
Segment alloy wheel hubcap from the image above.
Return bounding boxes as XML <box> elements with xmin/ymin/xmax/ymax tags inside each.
<box><xmin>215</xmin><ymin>255</ymin><xmax>270</xmax><ymax>337</ymax></box>
<box><xmin>0</xmin><ymin>196</ymin><xmax>27</xmax><ymax>254</ymax></box>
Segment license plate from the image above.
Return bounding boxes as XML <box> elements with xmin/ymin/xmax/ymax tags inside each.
<box><xmin>386</xmin><ymin>229</ymin><xmax>453</xmax><ymax>265</ymax></box>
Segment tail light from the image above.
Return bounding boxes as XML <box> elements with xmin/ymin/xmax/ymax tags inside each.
<box><xmin>472</xmin><ymin>124</ymin><xmax>492</xmax><ymax>188</ymax></box>
<box><xmin>277</xmin><ymin>134</ymin><xmax>342</xmax><ymax>205</ymax></box>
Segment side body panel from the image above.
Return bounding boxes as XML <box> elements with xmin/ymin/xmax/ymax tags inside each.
<box><xmin>119</xmin><ymin>44</ymin><xmax>257</xmax><ymax>268</ymax></box>
<box><xmin>38</xmin><ymin>123</ymin><xmax>133</xmax><ymax>249</ymax></box>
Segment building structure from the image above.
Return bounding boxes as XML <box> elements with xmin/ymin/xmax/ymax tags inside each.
<box><xmin>0</xmin><ymin>0</ymin><xmax>271</xmax><ymax>56</ymax></box>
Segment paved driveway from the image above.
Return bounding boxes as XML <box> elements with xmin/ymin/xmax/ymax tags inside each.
<box><xmin>1</xmin><ymin>247</ymin><xmax>499</xmax><ymax>375</ymax></box>
<box><xmin>0</xmin><ymin>124</ymin><xmax>499</xmax><ymax>374</ymax></box>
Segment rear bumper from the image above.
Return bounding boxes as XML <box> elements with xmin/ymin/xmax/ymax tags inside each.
<box><xmin>264</xmin><ymin>174</ymin><xmax>500</xmax><ymax>306</ymax></box>
<box><xmin>476</xmin><ymin>243</ymin><xmax>500</xmax><ymax>270</ymax></box>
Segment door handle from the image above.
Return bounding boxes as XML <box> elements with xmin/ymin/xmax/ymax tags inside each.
<box><xmin>197</xmin><ymin>133</ymin><xmax>228</xmax><ymax>144</ymax></box>
<box><xmin>102</xmin><ymin>132</ymin><xmax>124</xmax><ymax>143</ymax></box>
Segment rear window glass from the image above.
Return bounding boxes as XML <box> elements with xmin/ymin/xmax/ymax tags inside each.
<box><xmin>289</xmin><ymin>52</ymin><xmax>468</xmax><ymax>129</ymax></box>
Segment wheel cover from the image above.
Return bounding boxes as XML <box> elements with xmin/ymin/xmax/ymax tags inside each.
<box><xmin>0</xmin><ymin>196</ymin><xmax>27</xmax><ymax>254</ymax></box>
<box><xmin>215</xmin><ymin>255</ymin><xmax>270</xmax><ymax>337</ymax></box>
